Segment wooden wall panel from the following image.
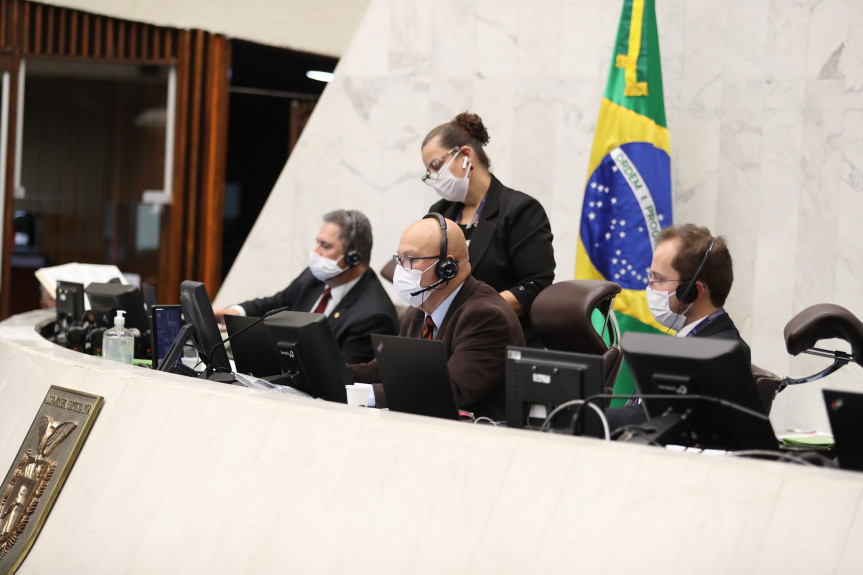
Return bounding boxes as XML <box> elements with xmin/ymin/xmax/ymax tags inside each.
<box><xmin>0</xmin><ymin>0</ymin><xmax>232</xmax><ymax>314</ymax></box>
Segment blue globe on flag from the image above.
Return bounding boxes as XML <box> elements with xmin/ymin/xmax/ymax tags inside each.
<box><xmin>580</xmin><ymin>142</ymin><xmax>672</xmax><ymax>290</ymax></box>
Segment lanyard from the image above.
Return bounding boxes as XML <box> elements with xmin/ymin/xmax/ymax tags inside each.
<box><xmin>686</xmin><ymin>308</ymin><xmax>727</xmax><ymax>337</ymax></box>
<box><xmin>455</xmin><ymin>193</ymin><xmax>488</xmax><ymax>228</ymax></box>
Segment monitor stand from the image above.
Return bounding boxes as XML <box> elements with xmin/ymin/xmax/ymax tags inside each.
<box><xmin>618</xmin><ymin>409</ymin><xmax>690</xmax><ymax>446</ymax></box>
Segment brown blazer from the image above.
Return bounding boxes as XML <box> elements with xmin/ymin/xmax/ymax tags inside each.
<box><xmin>347</xmin><ymin>275</ymin><xmax>525</xmax><ymax>421</ymax></box>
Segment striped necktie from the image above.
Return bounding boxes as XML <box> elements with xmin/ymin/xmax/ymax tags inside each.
<box><xmin>422</xmin><ymin>315</ymin><xmax>435</xmax><ymax>340</ymax></box>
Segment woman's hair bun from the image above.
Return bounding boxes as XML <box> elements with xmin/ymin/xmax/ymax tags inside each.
<box><xmin>454</xmin><ymin>112</ymin><xmax>489</xmax><ymax>146</ymax></box>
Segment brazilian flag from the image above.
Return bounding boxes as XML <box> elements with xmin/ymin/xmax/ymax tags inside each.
<box><xmin>576</xmin><ymin>0</ymin><xmax>672</xmax><ymax>406</ymax></box>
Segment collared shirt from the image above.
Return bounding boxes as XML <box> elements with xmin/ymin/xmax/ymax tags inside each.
<box><xmin>230</xmin><ymin>275</ymin><xmax>362</xmax><ymax>317</ymax></box>
<box><xmin>675</xmin><ymin>308</ymin><xmax>726</xmax><ymax>338</ymax></box>
<box><xmin>424</xmin><ymin>282</ymin><xmax>464</xmax><ymax>339</ymax></box>
<box><xmin>310</xmin><ymin>275</ymin><xmax>362</xmax><ymax>316</ymax></box>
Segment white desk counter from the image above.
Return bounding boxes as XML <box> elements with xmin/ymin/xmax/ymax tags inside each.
<box><xmin>1</xmin><ymin>310</ymin><xmax>862</xmax><ymax>574</ymax></box>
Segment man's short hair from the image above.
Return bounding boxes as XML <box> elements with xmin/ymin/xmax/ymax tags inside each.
<box><xmin>656</xmin><ymin>224</ymin><xmax>733</xmax><ymax>307</ymax></box>
<box><xmin>323</xmin><ymin>209</ymin><xmax>373</xmax><ymax>266</ymax></box>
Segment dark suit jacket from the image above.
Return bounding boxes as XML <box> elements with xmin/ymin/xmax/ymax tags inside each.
<box><xmin>695</xmin><ymin>311</ymin><xmax>751</xmax><ymax>365</ymax></box>
<box><xmin>347</xmin><ymin>275</ymin><xmax>525</xmax><ymax>421</ymax></box>
<box><xmin>429</xmin><ymin>175</ymin><xmax>555</xmax><ymax>346</ymax></box>
<box><xmin>239</xmin><ymin>268</ymin><xmax>398</xmax><ymax>364</ymax></box>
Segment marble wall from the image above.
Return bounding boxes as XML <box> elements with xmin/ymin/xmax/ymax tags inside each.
<box><xmin>216</xmin><ymin>0</ymin><xmax>863</xmax><ymax>432</ymax></box>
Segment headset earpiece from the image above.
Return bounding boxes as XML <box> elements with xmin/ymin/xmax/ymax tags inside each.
<box><xmin>423</xmin><ymin>212</ymin><xmax>459</xmax><ymax>281</ymax></box>
<box><xmin>342</xmin><ymin>211</ymin><xmax>362</xmax><ymax>268</ymax></box>
<box><xmin>462</xmin><ymin>156</ymin><xmax>469</xmax><ymax>170</ymax></box>
<box><xmin>675</xmin><ymin>237</ymin><xmax>716</xmax><ymax>304</ymax></box>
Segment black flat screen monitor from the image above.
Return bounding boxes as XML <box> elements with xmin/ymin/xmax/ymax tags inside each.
<box><xmin>56</xmin><ymin>280</ymin><xmax>85</xmax><ymax>327</ymax></box>
<box><xmin>224</xmin><ymin>314</ymin><xmax>285</xmax><ymax>378</ymax></box>
<box><xmin>823</xmin><ymin>389</ymin><xmax>863</xmax><ymax>472</ymax></box>
<box><xmin>621</xmin><ymin>332</ymin><xmax>776</xmax><ymax>450</ymax></box>
<box><xmin>179</xmin><ymin>280</ymin><xmax>232</xmax><ymax>377</ymax></box>
<box><xmin>264</xmin><ymin>311</ymin><xmax>349</xmax><ymax>402</ymax></box>
<box><xmin>85</xmin><ymin>282</ymin><xmax>150</xmax><ymax>335</ymax></box>
<box><xmin>505</xmin><ymin>346</ymin><xmax>606</xmax><ymax>437</ymax></box>
<box><xmin>150</xmin><ymin>304</ymin><xmax>183</xmax><ymax>365</ymax></box>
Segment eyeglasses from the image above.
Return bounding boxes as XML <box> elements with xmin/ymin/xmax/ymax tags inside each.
<box><xmin>393</xmin><ymin>253</ymin><xmax>438</xmax><ymax>270</ymax></box>
<box><xmin>646</xmin><ymin>271</ymin><xmax>681</xmax><ymax>288</ymax></box>
<box><xmin>421</xmin><ymin>147</ymin><xmax>460</xmax><ymax>185</ymax></box>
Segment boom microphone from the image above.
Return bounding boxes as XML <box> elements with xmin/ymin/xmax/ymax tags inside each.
<box><xmin>410</xmin><ymin>278</ymin><xmax>448</xmax><ymax>297</ymax></box>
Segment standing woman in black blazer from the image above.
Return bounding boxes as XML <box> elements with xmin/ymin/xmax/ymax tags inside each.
<box><xmin>421</xmin><ymin>112</ymin><xmax>556</xmax><ymax>346</ymax></box>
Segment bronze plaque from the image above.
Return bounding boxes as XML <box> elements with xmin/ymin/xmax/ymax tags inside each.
<box><xmin>0</xmin><ymin>386</ymin><xmax>103</xmax><ymax>575</ymax></box>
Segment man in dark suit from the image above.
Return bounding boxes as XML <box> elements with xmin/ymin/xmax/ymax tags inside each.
<box><xmin>214</xmin><ymin>210</ymin><xmax>398</xmax><ymax>364</ymax></box>
<box><xmin>645</xmin><ymin>223</ymin><xmax>749</xmax><ymax>360</ymax></box>
<box><xmin>606</xmin><ymin>223</ymin><xmax>751</xmax><ymax>430</ymax></box>
<box><xmin>348</xmin><ymin>214</ymin><xmax>525</xmax><ymax>421</ymax></box>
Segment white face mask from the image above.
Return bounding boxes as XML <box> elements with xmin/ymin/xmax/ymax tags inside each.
<box><xmin>646</xmin><ymin>286</ymin><xmax>690</xmax><ymax>331</ymax></box>
<box><xmin>309</xmin><ymin>251</ymin><xmax>347</xmax><ymax>282</ymax></box>
<box><xmin>432</xmin><ymin>152</ymin><xmax>471</xmax><ymax>203</ymax></box>
<box><xmin>393</xmin><ymin>261</ymin><xmax>438</xmax><ymax>308</ymax></box>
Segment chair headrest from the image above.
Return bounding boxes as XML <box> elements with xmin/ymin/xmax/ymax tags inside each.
<box><xmin>531</xmin><ymin>280</ymin><xmax>622</xmax><ymax>355</ymax></box>
<box><xmin>784</xmin><ymin>304</ymin><xmax>863</xmax><ymax>366</ymax></box>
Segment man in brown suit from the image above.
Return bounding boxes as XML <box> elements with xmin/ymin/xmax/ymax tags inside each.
<box><xmin>348</xmin><ymin>214</ymin><xmax>525</xmax><ymax>421</ymax></box>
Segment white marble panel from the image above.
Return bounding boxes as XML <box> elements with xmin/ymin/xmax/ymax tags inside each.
<box><xmin>655</xmin><ymin>0</ymin><xmax>686</xmax><ymax>81</ymax></box>
<box><xmin>766</xmin><ymin>0</ymin><xmax>810</xmax><ymax>81</ymax></box>
<box><xmin>725</xmin><ymin>0</ymin><xmax>769</xmax><ymax>81</ymax></box>
<box><xmin>750</xmin><ymin>80</ymin><xmax>805</xmax><ymax>372</ymax></box>
<box><xmin>388</xmin><ymin>1</ymin><xmax>432</xmax><ymax>80</ymax></box>
<box><xmin>835</xmin><ymin>90</ymin><xmax>863</xmax><ymax>312</ymax></box>
<box><xmin>793</xmin><ymin>79</ymin><xmax>844</xmax><ymax>310</ymax></box>
<box><xmin>558</xmin><ymin>0</ymin><xmax>608</xmax><ymax>81</ymax></box>
<box><xmin>806</xmin><ymin>0</ymin><xmax>851</xmax><ymax>81</ymax></box>
<box><xmin>846</xmin><ymin>0</ymin><xmax>863</xmax><ymax>88</ymax></box>
<box><xmin>475</xmin><ymin>0</ymin><xmax>519</xmax><ymax>81</ymax></box>
<box><xmin>336</xmin><ymin>0</ymin><xmax>391</xmax><ymax>78</ymax></box>
<box><xmin>681</xmin><ymin>1</ymin><xmax>728</xmax><ymax>81</ymax></box>
<box><xmin>513</xmin><ymin>0</ymin><xmax>561</xmax><ymax>82</ymax></box>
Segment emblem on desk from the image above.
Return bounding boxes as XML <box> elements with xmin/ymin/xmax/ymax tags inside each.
<box><xmin>0</xmin><ymin>386</ymin><xmax>103</xmax><ymax>575</ymax></box>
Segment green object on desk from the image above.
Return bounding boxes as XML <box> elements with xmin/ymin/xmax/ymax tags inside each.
<box><xmin>780</xmin><ymin>435</ymin><xmax>834</xmax><ymax>449</ymax></box>
<box><xmin>132</xmin><ymin>358</ymin><xmax>152</xmax><ymax>368</ymax></box>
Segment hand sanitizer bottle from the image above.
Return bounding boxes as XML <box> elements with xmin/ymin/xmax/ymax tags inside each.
<box><xmin>103</xmin><ymin>310</ymin><xmax>134</xmax><ymax>364</ymax></box>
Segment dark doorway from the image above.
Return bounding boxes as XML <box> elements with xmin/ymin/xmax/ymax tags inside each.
<box><xmin>222</xmin><ymin>41</ymin><xmax>337</xmax><ymax>279</ymax></box>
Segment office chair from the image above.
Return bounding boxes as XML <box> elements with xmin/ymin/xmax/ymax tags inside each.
<box><xmin>530</xmin><ymin>280</ymin><xmax>623</xmax><ymax>394</ymax></box>
<box><xmin>778</xmin><ymin>303</ymin><xmax>863</xmax><ymax>393</ymax></box>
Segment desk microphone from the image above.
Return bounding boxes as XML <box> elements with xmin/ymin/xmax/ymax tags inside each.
<box><xmin>207</xmin><ymin>306</ymin><xmax>289</xmax><ymax>371</ymax></box>
<box><xmin>410</xmin><ymin>278</ymin><xmax>448</xmax><ymax>297</ymax></box>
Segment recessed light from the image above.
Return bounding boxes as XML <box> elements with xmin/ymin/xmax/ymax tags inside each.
<box><xmin>306</xmin><ymin>70</ymin><xmax>334</xmax><ymax>83</ymax></box>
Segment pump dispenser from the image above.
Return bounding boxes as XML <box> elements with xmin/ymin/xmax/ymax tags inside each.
<box><xmin>103</xmin><ymin>310</ymin><xmax>134</xmax><ymax>364</ymax></box>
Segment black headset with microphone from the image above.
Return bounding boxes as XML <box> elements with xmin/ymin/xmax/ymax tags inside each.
<box><xmin>409</xmin><ymin>212</ymin><xmax>459</xmax><ymax>296</ymax></box>
<box><xmin>675</xmin><ymin>236</ymin><xmax>716</xmax><ymax>304</ymax></box>
<box><xmin>342</xmin><ymin>210</ymin><xmax>362</xmax><ymax>268</ymax></box>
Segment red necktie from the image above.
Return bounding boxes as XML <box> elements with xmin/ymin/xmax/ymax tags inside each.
<box><xmin>422</xmin><ymin>315</ymin><xmax>435</xmax><ymax>340</ymax></box>
<box><xmin>313</xmin><ymin>287</ymin><xmax>331</xmax><ymax>314</ymax></box>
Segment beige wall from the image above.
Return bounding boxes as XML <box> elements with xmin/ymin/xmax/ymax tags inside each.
<box><xmin>30</xmin><ymin>0</ymin><xmax>371</xmax><ymax>57</ymax></box>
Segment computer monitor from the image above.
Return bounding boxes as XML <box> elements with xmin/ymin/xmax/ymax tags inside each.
<box><xmin>263</xmin><ymin>311</ymin><xmax>350</xmax><ymax>403</ymax></box>
<box><xmin>505</xmin><ymin>346</ymin><xmax>606</xmax><ymax>437</ymax></box>
<box><xmin>179</xmin><ymin>280</ymin><xmax>232</xmax><ymax>378</ymax></box>
<box><xmin>621</xmin><ymin>332</ymin><xmax>776</xmax><ymax>450</ymax></box>
<box><xmin>150</xmin><ymin>304</ymin><xmax>183</xmax><ymax>365</ymax></box>
<box><xmin>823</xmin><ymin>389</ymin><xmax>863</xmax><ymax>472</ymax></box>
<box><xmin>56</xmin><ymin>280</ymin><xmax>85</xmax><ymax>328</ymax></box>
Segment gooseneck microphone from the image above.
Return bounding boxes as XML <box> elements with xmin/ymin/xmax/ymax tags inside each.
<box><xmin>207</xmin><ymin>306</ymin><xmax>289</xmax><ymax>371</ymax></box>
